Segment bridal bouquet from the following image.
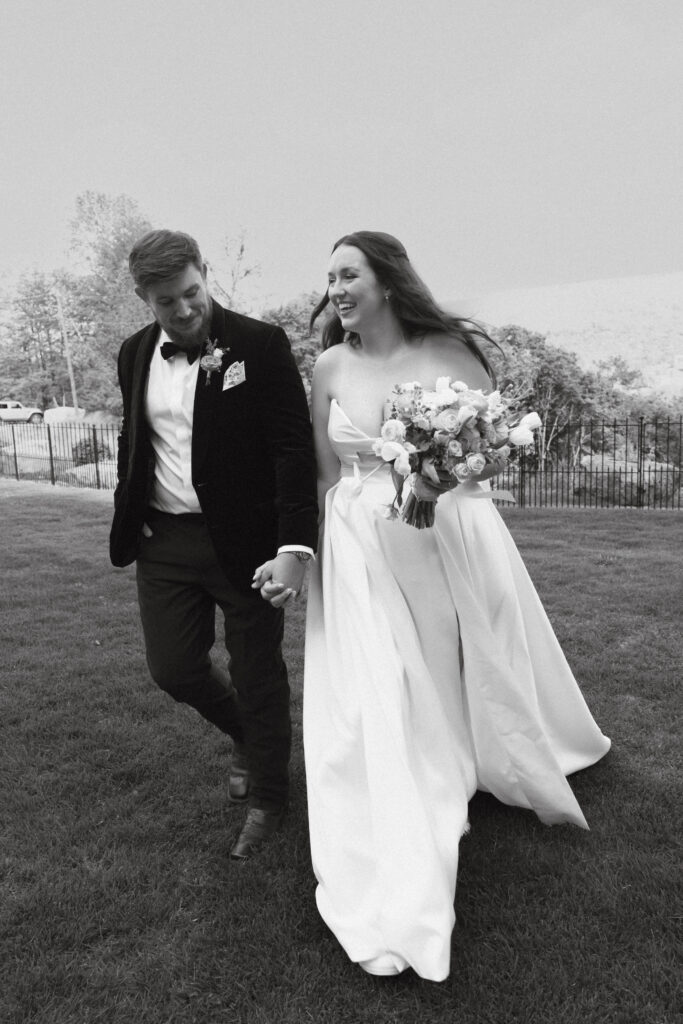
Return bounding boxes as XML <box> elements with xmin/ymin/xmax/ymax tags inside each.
<box><xmin>373</xmin><ymin>378</ymin><xmax>542</xmax><ymax>528</ymax></box>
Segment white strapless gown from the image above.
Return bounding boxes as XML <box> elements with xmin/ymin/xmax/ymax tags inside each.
<box><xmin>303</xmin><ymin>400</ymin><xmax>610</xmax><ymax>981</ymax></box>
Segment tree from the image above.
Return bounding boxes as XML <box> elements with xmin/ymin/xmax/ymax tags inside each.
<box><xmin>206</xmin><ymin>230</ymin><xmax>260</xmax><ymax>313</ymax></box>
<box><xmin>0</xmin><ymin>270</ymin><xmax>71</xmax><ymax>407</ymax></box>
<box><xmin>488</xmin><ymin>325</ymin><xmax>596</xmax><ymax>464</ymax></box>
<box><xmin>64</xmin><ymin>192</ymin><xmax>154</xmax><ymax>412</ymax></box>
<box><xmin>70</xmin><ymin>191</ymin><xmax>152</xmax><ymax>280</ymax></box>
<box><xmin>259</xmin><ymin>292</ymin><xmax>323</xmax><ymax>397</ymax></box>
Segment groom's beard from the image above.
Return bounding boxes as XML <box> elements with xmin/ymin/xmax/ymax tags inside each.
<box><xmin>163</xmin><ymin>306</ymin><xmax>212</xmax><ymax>349</ymax></box>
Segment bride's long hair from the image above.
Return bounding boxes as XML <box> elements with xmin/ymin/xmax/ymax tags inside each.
<box><xmin>310</xmin><ymin>231</ymin><xmax>498</xmax><ymax>382</ymax></box>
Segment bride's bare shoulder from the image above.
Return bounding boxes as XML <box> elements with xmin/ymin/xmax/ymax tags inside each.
<box><xmin>313</xmin><ymin>341</ymin><xmax>352</xmax><ymax>376</ymax></box>
<box><xmin>314</xmin><ymin>342</ymin><xmax>348</xmax><ymax>366</ymax></box>
<box><xmin>312</xmin><ymin>342</ymin><xmax>351</xmax><ymax>395</ymax></box>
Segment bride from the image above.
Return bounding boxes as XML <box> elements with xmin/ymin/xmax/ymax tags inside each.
<box><xmin>256</xmin><ymin>231</ymin><xmax>610</xmax><ymax>982</ymax></box>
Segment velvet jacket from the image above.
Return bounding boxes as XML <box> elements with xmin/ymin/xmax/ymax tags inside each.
<box><xmin>109</xmin><ymin>300</ymin><xmax>318</xmax><ymax>588</ymax></box>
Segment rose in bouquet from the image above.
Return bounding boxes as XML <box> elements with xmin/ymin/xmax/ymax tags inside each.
<box><xmin>373</xmin><ymin>377</ymin><xmax>541</xmax><ymax>528</ymax></box>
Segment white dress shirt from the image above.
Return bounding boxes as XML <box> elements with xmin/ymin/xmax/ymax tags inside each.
<box><xmin>145</xmin><ymin>331</ymin><xmax>201</xmax><ymax>513</ymax></box>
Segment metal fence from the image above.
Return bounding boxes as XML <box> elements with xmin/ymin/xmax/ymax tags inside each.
<box><xmin>0</xmin><ymin>421</ymin><xmax>120</xmax><ymax>490</ymax></box>
<box><xmin>492</xmin><ymin>416</ymin><xmax>682</xmax><ymax>509</ymax></box>
<box><xmin>1</xmin><ymin>416</ymin><xmax>681</xmax><ymax>508</ymax></box>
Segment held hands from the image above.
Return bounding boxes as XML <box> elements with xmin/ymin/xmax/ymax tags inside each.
<box><xmin>252</xmin><ymin>552</ymin><xmax>307</xmax><ymax>608</ymax></box>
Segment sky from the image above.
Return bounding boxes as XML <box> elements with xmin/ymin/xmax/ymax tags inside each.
<box><xmin>2</xmin><ymin>0</ymin><xmax>682</xmax><ymax>309</ymax></box>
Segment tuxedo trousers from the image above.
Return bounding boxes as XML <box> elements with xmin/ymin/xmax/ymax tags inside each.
<box><xmin>135</xmin><ymin>509</ymin><xmax>290</xmax><ymax>810</ymax></box>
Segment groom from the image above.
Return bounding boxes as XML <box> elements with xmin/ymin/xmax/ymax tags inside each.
<box><xmin>110</xmin><ymin>229</ymin><xmax>318</xmax><ymax>859</ymax></box>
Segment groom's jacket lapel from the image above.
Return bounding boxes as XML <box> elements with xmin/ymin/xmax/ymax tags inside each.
<box><xmin>128</xmin><ymin>322</ymin><xmax>159</xmax><ymax>472</ymax></box>
<box><xmin>110</xmin><ymin>321</ymin><xmax>157</xmax><ymax>567</ymax></box>
<box><xmin>191</xmin><ymin>300</ymin><xmax>234</xmax><ymax>486</ymax></box>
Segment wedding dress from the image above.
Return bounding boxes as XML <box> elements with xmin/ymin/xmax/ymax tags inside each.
<box><xmin>303</xmin><ymin>400</ymin><xmax>610</xmax><ymax>982</ymax></box>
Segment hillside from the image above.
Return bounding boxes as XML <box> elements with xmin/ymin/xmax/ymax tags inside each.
<box><xmin>463</xmin><ymin>271</ymin><xmax>683</xmax><ymax>396</ymax></box>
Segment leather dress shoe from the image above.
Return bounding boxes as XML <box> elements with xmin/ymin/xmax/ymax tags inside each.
<box><xmin>228</xmin><ymin>745</ymin><xmax>250</xmax><ymax>804</ymax></box>
<box><xmin>230</xmin><ymin>806</ymin><xmax>286</xmax><ymax>861</ymax></box>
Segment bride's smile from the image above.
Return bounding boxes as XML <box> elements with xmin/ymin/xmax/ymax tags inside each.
<box><xmin>327</xmin><ymin>244</ymin><xmax>392</xmax><ymax>336</ymax></box>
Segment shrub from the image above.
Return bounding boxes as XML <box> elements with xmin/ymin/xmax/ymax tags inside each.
<box><xmin>71</xmin><ymin>435</ymin><xmax>113</xmax><ymax>466</ymax></box>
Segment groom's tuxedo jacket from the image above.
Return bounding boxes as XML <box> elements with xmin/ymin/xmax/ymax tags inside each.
<box><xmin>110</xmin><ymin>300</ymin><xmax>318</xmax><ymax>587</ymax></box>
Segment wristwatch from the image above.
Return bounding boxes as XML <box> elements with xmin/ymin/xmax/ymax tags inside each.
<box><xmin>292</xmin><ymin>551</ymin><xmax>312</xmax><ymax>563</ymax></box>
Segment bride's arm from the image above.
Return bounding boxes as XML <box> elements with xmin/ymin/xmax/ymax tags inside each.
<box><xmin>477</xmin><ymin>461</ymin><xmax>505</xmax><ymax>482</ymax></box>
<box><xmin>311</xmin><ymin>352</ymin><xmax>341</xmax><ymax>517</ymax></box>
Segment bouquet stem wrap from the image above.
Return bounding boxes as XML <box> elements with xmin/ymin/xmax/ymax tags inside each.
<box><xmin>400</xmin><ymin>474</ymin><xmax>446</xmax><ymax>529</ymax></box>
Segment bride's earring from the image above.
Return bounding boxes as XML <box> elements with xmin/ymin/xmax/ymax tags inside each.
<box><xmin>384</xmin><ymin>292</ymin><xmax>391</xmax><ymax>302</ymax></box>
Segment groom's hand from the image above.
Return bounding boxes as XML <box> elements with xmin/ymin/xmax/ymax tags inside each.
<box><xmin>252</xmin><ymin>553</ymin><xmax>306</xmax><ymax>608</ymax></box>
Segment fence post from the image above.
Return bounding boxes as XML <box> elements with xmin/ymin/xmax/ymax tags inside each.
<box><xmin>11</xmin><ymin>425</ymin><xmax>19</xmax><ymax>480</ymax></box>
<box><xmin>636</xmin><ymin>417</ymin><xmax>645</xmax><ymax>509</ymax></box>
<box><xmin>518</xmin><ymin>450</ymin><xmax>526</xmax><ymax>508</ymax></box>
<box><xmin>47</xmin><ymin>425</ymin><xmax>56</xmax><ymax>486</ymax></box>
<box><xmin>92</xmin><ymin>425</ymin><xmax>101</xmax><ymax>489</ymax></box>
<box><xmin>678</xmin><ymin>416</ymin><xmax>682</xmax><ymax>511</ymax></box>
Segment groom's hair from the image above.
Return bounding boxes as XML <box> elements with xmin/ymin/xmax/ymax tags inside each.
<box><xmin>129</xmin><ymin>230</ymin><xmax>204</xmax><ymax>292</ymax></box>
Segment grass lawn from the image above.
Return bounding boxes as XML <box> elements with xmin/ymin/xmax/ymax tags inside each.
<box><xmin>0</xmin><ymin>481</ymin><xmax>680</xmax><ymax>1024</ymax></box>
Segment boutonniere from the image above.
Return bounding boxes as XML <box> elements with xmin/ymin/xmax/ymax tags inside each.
<box><xmin>200</xmin><ymin>340</ymin><xmax>227</xmax><ymax>385</ymax></box>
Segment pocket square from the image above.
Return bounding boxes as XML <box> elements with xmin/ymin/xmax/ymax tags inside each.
<box><xmin>223</xmin><ymin>360</ymin><xmax>246</xmax><ymax>391</ymax></box>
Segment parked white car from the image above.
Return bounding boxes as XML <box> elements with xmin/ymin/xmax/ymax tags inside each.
<box><xmin>0</xmin><ymin>400</ymin><xmax>44</xmax><ymax>424</ymax></box>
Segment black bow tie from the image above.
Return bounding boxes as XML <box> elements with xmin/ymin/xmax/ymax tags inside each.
<box><xmin>160</xmin><ymin>341</ymin><xmax>201</xmax><ymax>364</ymax></box>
